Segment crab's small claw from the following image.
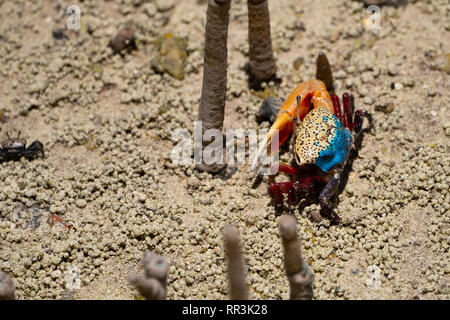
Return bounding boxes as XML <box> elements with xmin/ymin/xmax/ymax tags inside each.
<box><xmin>251</xmin><ymin>79</ymin><xmax>334</xmax><ymax>171</ymax></box>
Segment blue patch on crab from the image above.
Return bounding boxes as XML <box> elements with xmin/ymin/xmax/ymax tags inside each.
<box><xmin>315</xmin><ymin>115</ymin><xmax>351</xmax><ymax>173</ymax></box>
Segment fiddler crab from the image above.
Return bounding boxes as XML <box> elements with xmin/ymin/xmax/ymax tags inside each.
<box><xmin>252</xmin><ymin>65</ymin><xmax>372</xmax><ymax>224</ymax></box>
<box><xmin>0</xmin><ymin>132</ymin><xmax>45</xmax><ymax>162</ymax></box>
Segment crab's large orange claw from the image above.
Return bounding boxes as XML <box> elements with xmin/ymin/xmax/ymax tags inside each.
<box><xmin>251</xmin><ymin>79</ymin><xmax>333</xmax><ymax>171</ymax></box>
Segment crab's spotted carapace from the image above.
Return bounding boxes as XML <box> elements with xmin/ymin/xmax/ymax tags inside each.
<box><xmin>294</xmin><ymin>108</ymin><xmax>351</xmax><ymax>173</ymax></box>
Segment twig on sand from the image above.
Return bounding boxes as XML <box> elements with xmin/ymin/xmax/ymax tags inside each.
<box><xmin>128</xmin><ymin>251</ymin><xmax>168</xmax><ymax>300</ymax></box>
<box><xmin>0</xmin><ymin>271</ymin><xmax>15</xmax><ymax>300</ymax></box>
<box><xmin>224</xmin><ymin>225</ymin><xmax>248</xmax><ymax>300</ymax></box>
<box><xmin>279</xmin><ymin>215</ymin><xmax>314</xmax><ymax>300</ymax></box>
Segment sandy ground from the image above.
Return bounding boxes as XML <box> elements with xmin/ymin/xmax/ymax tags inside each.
<box><xmin>0</xmin><ymin>0</ymin><xmax>449</xmax><ymax>300</ymax></box>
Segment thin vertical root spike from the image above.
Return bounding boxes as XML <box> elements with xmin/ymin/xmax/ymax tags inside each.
<box><xmin>247</xmin><ymin>0</ymin><xmax>278</xmax><ymax>89</ymax></box>
<box><xmin>128</xmin><ymin>251</ymin><xmax>168</xmax><ymax>300</ymax></box>
<box><xmin>315</xmin><ymin>52</ymin><xmax>334</xmax><ymax>95</ymax></box>
<box><xmin>224</xmin><ymin>225</ymin><xmax>248</xmax><ymax>300</ymax></box>
<box><xmin>0</xmin><ymin>271</ymin><xmax>15</xmax><ymax>300</ymax></box>
<box><xmin>279</xmin><ymin>215</ymin><xmax>314</xmax><ymax>300</ymax></box>
<box><xmin>196</xmin><ymin>0</ymin><xmax>231</xmax><ymax>173</ymax></box>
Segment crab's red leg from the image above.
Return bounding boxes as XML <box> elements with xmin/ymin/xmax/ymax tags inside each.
<box><xmin>342</xmin><ymin>93</ymin><xmax>353</xmax><ymax>130</ymax></box>
<box><xmin>268</xmin><ymin>176</ymin><xmax>328</xmax><ymax>206</ymax></box>
<box><xmin>278</xmin><ymin>162</ymin><xmax>303</xmax><ymax>175</ymax></box>
<box><xmin>268</xmin><ymin>181</ymin><xmax>294</xmax><ymax>204</ymax></box>
<box><xmin>353</xmin><ymin>110</ymin><xmax>373</xmax><ymax>134</ymax></box>
<box><xmin>331</xmin><ymin>94</ymin><xmax>342</xmax><ymax>122</ymax></box>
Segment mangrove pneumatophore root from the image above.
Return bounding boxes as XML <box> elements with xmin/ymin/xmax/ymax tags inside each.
<box><xmin>315</xmin><ymin>51</ymin><xmax>335</xmax><ymax>95</ymax></box>
<box><xmin>247</xmin><ymin>0</ymin><xmax>277</xmax><ymax>89</ymax></box>
<box><xmin>196</xmin><ymin>0</ymin><xmax>231</xmax><ymax>173</ymax></box>
<box><xmin>0</xmin><ymin>271</ymin><xmax>15</xmax><ymax>300</ymax></box>
<box><xmin>128</xmin><ymin>251</ymin><xmax>168</xmax><ymax>300</ymax></box>
<box><xmin>224</xmin><ymin>225</ymin><xmax>249</xmax><ymax>300</ymax></box>
<box><xmin>279</xmin><ymin>215</ymin><xmax>314</xmax><ymax>300</ymax></box>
